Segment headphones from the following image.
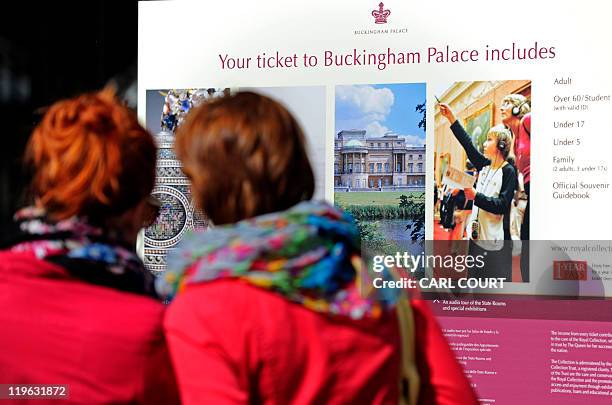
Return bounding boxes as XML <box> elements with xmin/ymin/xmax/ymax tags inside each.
<box><xmin>496</xmin><ymin>133</ymin><xmax>511</xmax><ymax>155</ymax></box>
<box><xmin>512</xmin><ymin>99</ymin><xmax>530</xmax><ymax>116</ymax></box>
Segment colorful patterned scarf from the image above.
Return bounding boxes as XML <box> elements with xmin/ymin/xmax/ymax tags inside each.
<box><xmin>5</xmin><ymin>207</ymin><xmax>156</xmax><ymax>297</ymax></box>
<box><xmin>156</xmin><ymin>201</ymin><xmax>391</xmax><ymax>319</ymax></box>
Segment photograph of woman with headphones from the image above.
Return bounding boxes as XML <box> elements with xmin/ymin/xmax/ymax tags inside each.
<box><xmin>433</xmin><ymin>81</ymin><xmax>531</xmax><ymax>282</ymax></box>
<box><xmin>438</xmin><ymin>103</ymin><xmax>518</xmax><ymax>280</ymax></box>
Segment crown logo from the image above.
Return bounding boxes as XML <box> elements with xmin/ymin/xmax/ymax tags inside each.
<box><xmin>372</xmin><ymin>2</ymin><xmax>390</xmax><ymax>24</ymax></box>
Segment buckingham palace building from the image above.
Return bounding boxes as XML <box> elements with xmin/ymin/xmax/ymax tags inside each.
<box><xmin>334</xmin><ymin>130</ymin><xmax>425</xmax><ymax>191</ymax></box>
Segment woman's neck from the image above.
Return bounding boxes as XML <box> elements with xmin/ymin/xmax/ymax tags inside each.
<box><xmin>490</xmin><ymin>155</ymin><xmax>506</xmax><ymax>169</ymax></box>
<box><xmin>507</xmin><ymin>119</ymin><xmax>521</xmax><ymax>137</ymax></box>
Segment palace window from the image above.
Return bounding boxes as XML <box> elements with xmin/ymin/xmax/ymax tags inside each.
<box><xmin>417</xmin><ymin>163</ymin><xmax>423</xmax><ymax>172</ymax></box>
<box><xmin>409</xmin><ymin>163</ymin><xmax>413</xmax><ymax>173</ymax></box>
<box><xmin>369</xmin><ymin>163</ymin><xmax>374</xmax><ymax>173</ymax></box>
<box><xmin>384</xmin><ymin>163</ymin><xmax>390</xmax><ymax>173</ymax></box>
<box><xmin>377</xmin><ymin>163</ymin><xmax>382</xmax><ymax>172</ymax></box>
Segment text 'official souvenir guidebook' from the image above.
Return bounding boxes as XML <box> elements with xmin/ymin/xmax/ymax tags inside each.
<box><xmin>139</xmin><ymin>1</ymin><xmax>612</xmax><ymax>402</ymax></box>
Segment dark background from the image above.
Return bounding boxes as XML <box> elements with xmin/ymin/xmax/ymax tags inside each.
<box><xmin>0</xmin><ymin>1</ymin><xmax>141</xmax><ymax>233</ymax></box>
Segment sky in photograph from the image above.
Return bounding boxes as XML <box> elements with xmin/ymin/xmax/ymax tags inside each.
<box><xmin>335</xmin><ymin>83</ymin><xmax>426</xmax><ymax>146</ymax></box>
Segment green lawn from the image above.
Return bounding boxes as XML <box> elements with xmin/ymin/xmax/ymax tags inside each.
<box><xmin>334</xmin><ymin>191</ymin><xmax>423</xmax><ymax>207</ymax></box>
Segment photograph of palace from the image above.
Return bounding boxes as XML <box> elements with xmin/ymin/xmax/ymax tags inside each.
<box><xmin>333</xmin><ymin>83</ymin><xmax>427</xmax><ymax>246</ymax></box>
<box><xmin>334</xmin><ymin>130</ymin><xmax>425</xmax><ymax>190</ymax></box>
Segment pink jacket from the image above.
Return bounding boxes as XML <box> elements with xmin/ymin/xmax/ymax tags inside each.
<box><xmin>514</xmin><ymin>113</ymin><xmax>531</xmax><ymax>184</ymax></box>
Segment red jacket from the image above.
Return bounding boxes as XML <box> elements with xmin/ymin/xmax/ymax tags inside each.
<box><xmin>164</xmin><ymin>280</ymin><xmax>478</xmax><ymax>405</ymax></box>
<box><xmin>0</xmin><ymin>251</ymin><xmax>180</xmax><ymax>405</ymax></box>
<box><xmin>514</xmin><ymin>113</ymin><xmax>531</xmax><ymax>184</ymax></box>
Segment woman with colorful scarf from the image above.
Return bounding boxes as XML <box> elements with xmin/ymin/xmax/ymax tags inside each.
<box><xmin>158</xmin><ymin>92</ymin><xmax>477</xmax><ymax>404</ymax></box>
<box><xmin>0</xmin><ymin>89</ymin><xmax>179</xmax><ymax>404</ymax></box>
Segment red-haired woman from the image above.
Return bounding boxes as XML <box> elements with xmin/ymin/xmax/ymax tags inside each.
<box><xmin>157</xmin><ymin>92</ymin><xmax>477</xmax><ymax>405</ymax></box>
<box><xmin>0</xmin><ymin>89</ymin><xmax>179</xmax><ymax>404</ymax></box>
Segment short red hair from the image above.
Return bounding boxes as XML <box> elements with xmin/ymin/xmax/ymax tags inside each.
<box><xmin>26</xmin><ymin>88</ymin><xmax>156</xmax><ymax>222</ymax></box>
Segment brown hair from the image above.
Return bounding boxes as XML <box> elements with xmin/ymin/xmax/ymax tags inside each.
<box><xmin>26</xmin><ymin>88</ymin><xmax>156</xmax><ymax>223</ymax></box>
<box><xmin>175</xmin><ymin>91</ymin><xmax>315</xmax><ymax>225</ymax></box>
